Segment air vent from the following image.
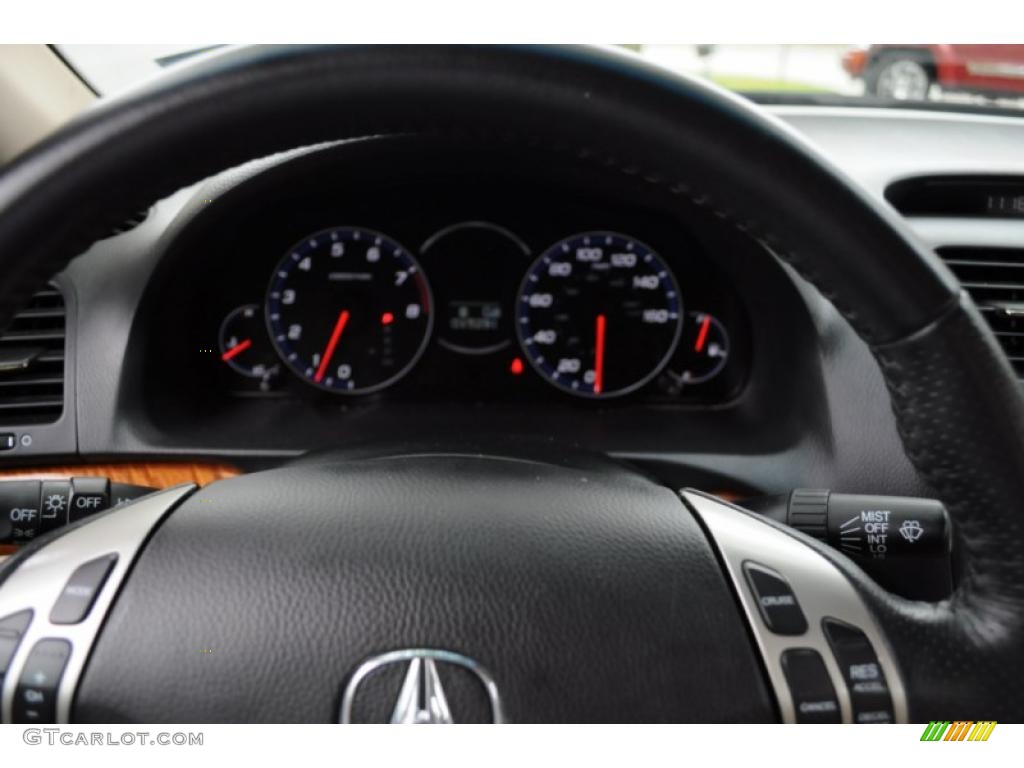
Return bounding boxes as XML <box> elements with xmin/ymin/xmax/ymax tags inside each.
<box><xmin>0</xmin><ymin>285</ymin><xmax>66</xmax><ymax>425</ymax></box>
<box><xmin>937</xmin><ymin>246</ymin><xmax>1024</xmax><ymax>378</ymax></box>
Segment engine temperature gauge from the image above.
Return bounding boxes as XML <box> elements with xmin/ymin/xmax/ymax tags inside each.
<box><xmin>219</xmin><ymin>304</ymin><xmax>281</xmax><ymax>384</ymax></box>
<box><xmin>674</xmin><ymin>311</ymin><xmax>730</xmax><ymax>384</ymax></box>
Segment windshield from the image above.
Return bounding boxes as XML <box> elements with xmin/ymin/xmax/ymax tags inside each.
<box><xmin>58</xmin><ymin>44</ymin><xmax>1024</xmax><ymax>112</ymax></box>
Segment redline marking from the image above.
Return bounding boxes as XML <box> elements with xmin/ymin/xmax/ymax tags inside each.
<box><xmin>594</xmin><ymin>313</ymin><xmax>607</xmax><ymax>394</ymax></box>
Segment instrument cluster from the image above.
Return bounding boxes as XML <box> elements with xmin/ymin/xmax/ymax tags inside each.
<box><xmin>208</xmin><ymin>220</ymin><xmax>744</xmax><ymax>404</ymax></box>
<box><xmin>145</xmin><ymin>141</ymin><xmax>750</xmax><ymax>410</ymax></box>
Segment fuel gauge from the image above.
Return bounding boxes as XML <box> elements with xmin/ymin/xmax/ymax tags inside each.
<box><xmin>674</xmin><ymin>311</ymin><xmax>730</xmax><ymax>385</ymax></box>
<box><xmin>219</xmin><ymin>304</ymin><xmax>281</xmax><ymax>385</ymax></box>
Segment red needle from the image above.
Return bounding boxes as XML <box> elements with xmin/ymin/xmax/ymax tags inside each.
<box><xmin>221</xmin><ymin>338</ymin><xmax>252</xmax><ymax>362</ymax></box>
<box><xmin>314</xmin><ymin>309</ymin><xmax>351</xmax><ymax>383</ymax></box>
<box><xmin>594</xmin><ymin>313</ymin><xmax>607</xmax><ymax>395</ymax></box>
<box><xmin>694</xmin><ymin>314</ymin><xmax>712</xmax><ymax>352</ymax></box>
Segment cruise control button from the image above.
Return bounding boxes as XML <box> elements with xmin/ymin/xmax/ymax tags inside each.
<box><xmin>823</xmin><ymin>618</ymin><xmax>895</xmax><ymax>724</ymax></box>
<box><xmin>0</xmin><ymin>610</ymin><xmax>33</xmax><ymax>685</ymax></box>
<box><xmin>69</xmin><ymin>476</ymin><xmax>110</xmax><ymax>523</ymax></box>
<box><xmin>13</xmin><ymin>638</ymin><xmax>71</xmax><ymax>724</ymax></box>
<box><xmin>49</xmin><ymin>554</ymin><xmax>118</xmax><ymax>625</ymax></box>
<box><xmin>781</xmin><ymin>648</ymin><xmax>842</xmax><ymax>723</ymax></box>
<box><xmin>1</xmin><ymin>480</ymin><xmax>41</xmax><ymax>544</ymax></box>
<box><xmin>39</xmin><ymin>479</ymin><xmax>72</xmax><ymax>535</ymax></box>
<box><xmin>743</xmin><ymin>562</ymin><xmax>808</xmax><ymax>635</ymax></box>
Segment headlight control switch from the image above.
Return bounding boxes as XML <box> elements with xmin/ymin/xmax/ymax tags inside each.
<box><xmin>0</xmin><ymin>477</ymin><xmax>155</xmax><ymax>546</ymax></box>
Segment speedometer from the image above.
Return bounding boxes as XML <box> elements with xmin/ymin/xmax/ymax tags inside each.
<box><xmin>515</xmin><ymin>231</ymin><xmax>683</xmax><ymax>398</ymax></box>
<box><xmin>266</xmin><ymin>226</ymin><xmax>432</xmax><ymax>394</ymax></box>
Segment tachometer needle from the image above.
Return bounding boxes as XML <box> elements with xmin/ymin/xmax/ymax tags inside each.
<box><xmin>221</xmin><ymin>338</ymin><xmax>252</xmax><ymax>362</ymax></box>
<box><xmin>694</xmin><ymin>314</ymin><xmax>712</xmax><ymax>353</ymax></box>
<box><xmin>314</xmin><ymin>309</ymin><xmax>351</xmax><ymax>383</ymax></box>
<box><xmin>594</xmin><ymin>313</ymin><xmax>607</xmax><ymax>395</ymax></box>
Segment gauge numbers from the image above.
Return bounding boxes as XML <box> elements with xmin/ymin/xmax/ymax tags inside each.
<box><xmin>515</xmin><ymin>231</ymin><xmax>683</xmax><ymax>398</ymax></box>
<box><xmin>265</xmin><ymin>226</ymin><xmax>432</xmax><ymax>394</ymax></box>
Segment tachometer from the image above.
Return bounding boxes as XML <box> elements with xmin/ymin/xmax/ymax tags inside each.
<box><xmin>266</xmin><ymin>226</ymin><xmax>432</xmax><ymax>394</ymax></box>
<box><xmin>515</xmin><ymin>231</ymin><xmax>683</xmax><ymax>398</ymax></box>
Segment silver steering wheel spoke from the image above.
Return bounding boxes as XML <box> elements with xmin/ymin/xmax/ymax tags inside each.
<box><xmin>682</xmin><ymin>489</ymin><xmax>908</xmax><ymax>725</ymax></box>
<box><xmin>0</xmin><ymin>484</ymin><xmax>195</xmax><ymax>724</ymax></box>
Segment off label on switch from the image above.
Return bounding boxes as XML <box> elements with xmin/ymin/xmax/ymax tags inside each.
<box><xmin>69</xmin><ymin>477</ymin><xmax>111</xmax><ymax>524</ymax></box>
<box><xmin>2</xmin><ymin>480</ymin><xmax>42</xmax><ymax>544</ymax></box>
<box><xmin>2</xmin><ymin>477</ymin><xmax>152</xmax><ymax>545</ymax></box>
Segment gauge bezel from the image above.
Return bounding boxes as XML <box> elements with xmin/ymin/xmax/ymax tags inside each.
<box><xmin>678</xmin><ymin>311</ymin><xmax>730</xmax><ymax>385</ymax></box>
<box><xmin>218</xmin><ymin>303</ymin><xmax>280</xmax><ymax>380</ymax></box>
<box><xmin>419</xmin><ymin>220</ymin><xmax>532</xmax><ymax>356</ymax></box>
<box><xmin>514</xmin><ymin>230</ymin><xmax>684</xmax><ymax>400</ymax></box>
<box><xmin>265</xmin><ymin>225</ymin><xmax>434</xmax><ymax>396</ymax></box>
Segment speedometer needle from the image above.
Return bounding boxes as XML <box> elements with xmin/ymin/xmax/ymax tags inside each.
<box><xmin>314</xmin><ymin>309</ymin><xmax>351</xmax><ymax>383</ymax></box>
<box><xmin>594</xmin><ymin>313</ymin><xmax>606</xmax><ymax>395</ymax></box>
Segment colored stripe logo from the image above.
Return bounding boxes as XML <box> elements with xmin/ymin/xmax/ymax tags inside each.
<box><xmin>920</xmin><ymin>721</ymin><xmax>997</xmax><ymax>741</ymax></box>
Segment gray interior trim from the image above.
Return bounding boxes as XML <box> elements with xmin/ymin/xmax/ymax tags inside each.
<box><xmin>0</xmin><ymin>484</ymin><xmax>195</xmax><ymax>723</ymax></box>
<box><xmin>906</xmin><ymin>218</ymin><xmax>1024</xmax><ymax>250</ymax></box>
<box><xmin>771</xmin><ymin>105</ymin><xmax>1024</xmax><ymax>202</ymax></box>
<box><xmin>682</xmin><ymin>489</ymin><xmax>908</xmax><ymax>724</ymax></box>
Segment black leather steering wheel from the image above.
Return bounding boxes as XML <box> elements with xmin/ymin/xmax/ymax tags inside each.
<box><xmin>1</xmin><ymin>44</ymin><xmax>1022</xmax><ymax>723</ymax></box>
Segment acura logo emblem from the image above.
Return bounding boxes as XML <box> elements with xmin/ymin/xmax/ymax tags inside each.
<box><xmin>340</xmin><ymin>649</ymin><xmax>505</xmax><ymax>724</ymax></box>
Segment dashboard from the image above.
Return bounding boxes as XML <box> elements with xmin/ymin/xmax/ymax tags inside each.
<box><xmin>10</xmin><ymin>106</ymin><xmax>1024</xmax><ymax>499</ymax></box>
<box><xmin>105</xmin><ymin>137</ymin><xmax>798</xmax><ymax>473</ymax></box>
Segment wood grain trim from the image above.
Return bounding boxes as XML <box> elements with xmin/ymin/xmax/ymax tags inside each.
<box><xmin>0</xmin><ymin>461</ymin><xmax>241</xmax><ymax>488</ymax></box>
<box><xmin>0</xmin><ymin>469</ymin><xmax>737</xmax><ymax>557</ymax></box>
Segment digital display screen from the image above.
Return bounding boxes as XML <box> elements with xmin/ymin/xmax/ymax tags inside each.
<box><xmin>448</xmin><ymin>301</ymin><xmax>503</xmax><ymax>333</ymax></box>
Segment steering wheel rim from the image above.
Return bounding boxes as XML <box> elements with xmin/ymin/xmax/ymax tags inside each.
<box><xmin>0</xmin><ymin>44</ymin><xmax>1022</xmax><ymax>722</ymax></box>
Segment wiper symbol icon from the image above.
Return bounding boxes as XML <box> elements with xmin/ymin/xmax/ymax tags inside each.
<box><xmin>898</xmin><ymin>520</ymin><xmax>924</xmax><ymax>543</ymax></box>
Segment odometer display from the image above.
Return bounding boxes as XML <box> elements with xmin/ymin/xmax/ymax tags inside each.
<box><xmin>266</xmin><ymin>226</ymin><xmax>432</xmax><ymax>394</ymax></box>
<box><xmin>516</xmin><ymin>232</ymin><xmax>683</xmax><ymax>398</ymax></box>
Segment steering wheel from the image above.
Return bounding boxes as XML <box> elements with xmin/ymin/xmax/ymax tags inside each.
<box><xmin>1</xmin><ymin>45</ymin><xmax>1022</xmax><ymax>724</ymax></box>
